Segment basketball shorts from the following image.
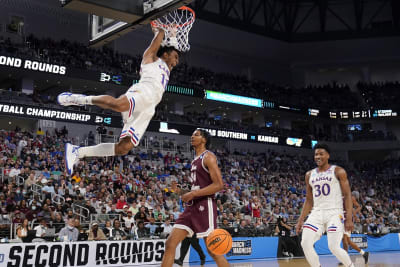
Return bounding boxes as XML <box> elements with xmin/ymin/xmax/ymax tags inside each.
<box><xmin>174</xmin><ymin>197</ymin><xmax>217</xmax><ymax>238</ymax></box>
<box><xmin>120</xmin><ymin>83</ymin><xmax>157</xmax><ymax>146</ymax></box>
<box><xmin>303</xmin><ymin>208</ymin><xmax>344</xmax><ymax>236</ymax></box>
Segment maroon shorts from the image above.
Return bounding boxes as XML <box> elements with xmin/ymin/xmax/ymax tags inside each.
<box><xmin>174</xmin><ymin>197</ymin><xmax>217</xmax><ymax>238</ymax></box>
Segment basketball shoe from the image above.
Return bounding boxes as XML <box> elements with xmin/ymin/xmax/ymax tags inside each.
<box><xmin>65</xmin><ymin>143</ymin><xmax>80</xmax><ymax>175</ymax></box>
<box><xmin>57</xmin><ymin>92</ymin><xmax>87</xmax><ymax>106</ymax></box>
<box><xmin>363</xmin><ymin>252</ymin><xmax>369</xmax><ymax>264</ymax></box>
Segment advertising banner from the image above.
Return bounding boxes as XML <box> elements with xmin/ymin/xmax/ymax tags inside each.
<box><xmin>0</xmin><ymin>102</ymin><xmax>121</xmax><ymax>128</ymax></box>
<box><xmin>1</xmin><ymin>240</ymin><xmax>169</xmax><ymax>267</ymax></box>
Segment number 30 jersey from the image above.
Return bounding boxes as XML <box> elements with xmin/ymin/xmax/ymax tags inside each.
<box><xmin>139</xmin><ymin>58</ymin><xmax>170</xmax><ymax>105</ymax></box>
<box><xmin>309</xmin><ymin>165</ymin><xmax>343</xmax><ymax>211</ymax></box>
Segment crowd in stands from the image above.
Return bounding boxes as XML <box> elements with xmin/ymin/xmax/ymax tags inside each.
<box><xmin>0</xmin><ymin>128</ymin><xmax>399</xmax><ymax>243</ymax></box>
<box><xmin>358</xmin><ymin>81</ymin><xmax>400</xmax><ymax>110</ymax></box>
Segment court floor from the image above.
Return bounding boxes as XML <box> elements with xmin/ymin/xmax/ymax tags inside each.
<box><xmin>182</xmin><ymin>252</ymin><xmax>400</xmax><ymax>267</ymax></box>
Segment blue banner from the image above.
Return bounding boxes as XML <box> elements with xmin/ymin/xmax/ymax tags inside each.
<box><xmin>189</xmin><ymin>234</ymin><xmax>400</xmax><ymax>262</ymax></box>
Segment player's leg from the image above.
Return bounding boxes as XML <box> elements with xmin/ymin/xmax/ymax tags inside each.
<box><xmin>327</xmin><ymin>232</ymin><xmax>354</xmax><ymax>266</ymax></box>
<box><xmin>203</xmin><ymin>236</ymin><xmax>229</xmax><ymax>267</ymax></box>
<box><xmin>78</xmin><ymin>136</ymin><xmax>133</xmax><ymax>157</ymax></box>
<box><xmin>57</xmin><ymin>93</ymin><xmax>130</xmax><ymax>113</ymax></box>
<box><xmin>161</xmin><ymin>228</ymin><xmax>189</xmax><ymax>267</ymax></box>
<box><xmin>190</xmin><ymin>236</ymin><xmax>206</xmax><ymax>265</ymax></box>
<box><xmin>174</xmin><ymin>237</ymin><xmax>190</xmax><ymax>265</ymax></box>
<box><xmin>65</xmin><ymin>94</ymin><xmax>152</xmax><ymax>175</ymax></box>
<box><xmin>64</xmin><ymin>136</ymin><xmax>133</xmax><ymax>175</ymax></box>
<box><xmin>342</xmin><ymin>235</ymin><xmax>349</xmax><ymax>251</ymax></box>
<box><xmin>343</xmin><ymin>234</ymin><xmax>369</xmax><ymax>263</ymax></box>
<box><xmin>326</xmin><ymin>213</ymin><xmax>353</xmax><ymax>266</ymax></box>
<box><xmin>301</xmin><ymin>227</ymin><xmax>322</xmax><ymax>267</ymax></box>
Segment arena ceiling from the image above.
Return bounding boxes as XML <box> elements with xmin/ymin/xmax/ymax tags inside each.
<box><xmin>190</xmin><ymin>0</ymin><xmax>400</xmax><ymax>42</ymax></box>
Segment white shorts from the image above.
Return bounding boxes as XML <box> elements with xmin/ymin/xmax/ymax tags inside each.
<box><xmin>344</xmin><ymin>231</ymin><xmax>351</xmax><ymax>237</ymax></box>
<box><xmin>303</xmin><ymin>209</ymin><xmax>344</xmax><ymax>236</ymax></box>
<box><xmin>119</xmin><ymin>83</ymin><xmax>157</xmax><ymax>146</ymax></box>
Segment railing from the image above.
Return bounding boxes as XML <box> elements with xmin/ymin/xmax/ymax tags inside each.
<box><xmin>72</xmin><ymin>204</ymin><xmax>90</xmax><ymax>222</ymax></box>
<box><xmin>90</xmin><ymin>213</ymin><xmax>122</xmax><ymax>225</ymax></box>
<box><xmin>0</xmin><ymin>215</ymin><xmax>13</xmax><ymax>240</ymax></box>
<box><xmin>94</xmin><ymin>133</ymin><xmax>189</xmax><ymax>153</ymax></box>
<box><xmin>52</xmin><ymin>193</ymin><xmax>65</xmax><ymax>205</ymax></box>
<box><xmin>15</xmin><ymin>176</ymin><xmax>25</xmax><ymax>186</ymax></box>
<box><xmin>31</xmin><ymin>183</ymin><xmax>45</xmax><ymax>202</ymax></box>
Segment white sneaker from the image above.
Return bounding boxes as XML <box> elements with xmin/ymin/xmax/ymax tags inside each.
<box><xmin>57</xmin><ymin>92</ymin><xmax>86</xmax><ymax>106</ymax></box>
<box><xmin>65</xmin><ymin>143</ymin><xmax>80</xmax><ymax>175</ymax></box>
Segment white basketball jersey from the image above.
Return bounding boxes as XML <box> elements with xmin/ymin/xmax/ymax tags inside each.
<box><xmin>309</xmin><ymin>165</ymin><xmax>343</xmax><ymax>211</ymax></box>
<box><xmin>139</xmin><ymin>58</ymin><xmax>170</xmax><ymax>104</ymax></box>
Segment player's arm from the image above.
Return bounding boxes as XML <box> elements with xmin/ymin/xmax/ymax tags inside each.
<box><xmin>352</xmin><ymin>195</ymin><xmax>361</xmax><ymax>217</ymax></box>
<box><xmin>295</xmin><ymin>171</ymin><xmax>313</xmax><ymax>234</ymax></box>
<box><xmin>181</xmin><ymin>153</ymin><xmax>224</xmax><ymax>202</ymax></box>
<box><xmin>142</xmin><ymin>26</ymin><xmax>165</xmax><ymax>64</ymax></box>
<box><xmin>336</xmin><ymin>166</ymin><xmax>354</xmax><ymax>232</ymax></box>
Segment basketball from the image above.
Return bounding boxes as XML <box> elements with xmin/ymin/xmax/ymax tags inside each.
<box><xmin>206</xmin><ymin>229</ymin><xmax>233</xmax><ymax>255</ymax></box>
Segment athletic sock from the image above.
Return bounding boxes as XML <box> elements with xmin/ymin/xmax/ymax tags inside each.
<box><xmin>78</xmin><ymin>143</ymin><xmax>115</xmax><ymax>158</ymax></box>
<box><xmin>360</xmin><ymin>249</ymin><xmax>365</xmax><ymax>255</ymax></box>
<box><xmin>81</xmin><ymin>96</ymin><xmax>94</xmax><ymax>105</ymax></box>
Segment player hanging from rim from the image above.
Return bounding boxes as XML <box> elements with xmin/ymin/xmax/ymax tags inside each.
<box><xmin>161</xmin><ymin>129</ymin><xmax>229</xmax><ymax>267</ymax></box>
<box><xmin>339</xmin><ymin>192</ymin><xmax>369</xmax><ymax>265</ymax></box>
<box><xmin>57</xmin><ymin>24</ymin><xmax>179</xmax><ymax>174</ymax></box>
<box><xmin>296</xmin><ymin>143</ymin><xmax>355</xmax><ymax>267</ymax></box>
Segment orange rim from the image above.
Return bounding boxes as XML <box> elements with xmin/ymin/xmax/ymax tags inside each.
<box><xmin>151</xmin><ymin>6</ymin><xmax>195</xmax><ymax>28</ymax></box>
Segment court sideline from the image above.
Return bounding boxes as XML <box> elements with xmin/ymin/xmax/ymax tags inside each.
<box><xmin>178</xmin><ymin>252</ymin><xmax>400</xmax><ymax>267</ymax></box>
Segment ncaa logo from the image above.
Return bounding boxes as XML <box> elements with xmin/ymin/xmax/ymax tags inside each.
<box><xmin>95</xmin><ymin>116</ymin><xmax>103</xmax><ymax>123</ymax></box>
<box><xmin>104</xmin><ymin>117</ymin><xmax>112</xmax><ymax>125</ymax></box>
<box><xmin>0</xmin><ymin>254</ymin><xmax>4</xmax><ymax>263</ymax></box>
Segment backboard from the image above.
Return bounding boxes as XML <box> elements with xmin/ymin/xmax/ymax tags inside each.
<box><xmin>61</xmin><ymin>0</ymin><xmax>193</xmax><ymax>47</ymax></box>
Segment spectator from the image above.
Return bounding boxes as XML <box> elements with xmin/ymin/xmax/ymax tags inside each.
<box><xmin>34</xmin><ymin>219</ymin><xmax>48</xmax><ymax>238</ymax></box>
<box><xmin>136</xmin><ymin>221</ymin><xmax>150</xmax><ymax>238</ymax></box>
<box><xmin>129</xmin><ymin>202</ymin><xmax>139</xmax><ymax>215</ymax></box>
<box><xmin>161</xmin><ymin>218</ymin><xmax>173</xmax><ymax>237</ymax></box>
<box><xmin>116</xmin><ymin>195</ymin><xmax>127</xmax><ymax>210</ymax></box>
<box><xmin>134</xmin><ymin>206</ymin><xmax>148</xmax><ymax>222</ymax></box>
<box><xmin>51</xmin><ymin>212</ymin><xmax>65</xmax><ymax>233</ymax></box>
<box><xmin>103</xmin><ymin>220</ymin><xmax>114</xmax><ymax>240</ymax></box>
<box><xmin>112</xmin><ymin>219</ymin><xmax>128</xmax><ymax>240</ymax></box>
<box><xmin>123</xmin><ymin>211</ymin><xmax>135</xmax><ymax>231</ymax></box>
<box><xmin>59</xmin><ymin>218</ymin><xmax>79</xmax><ymax>242</ymax></box>
<box><xmin>145</xmin><ymin>217</ymin><xmax>158</xmax><ymax>236</ymax></box>
<box><xmin>88</xmin><ymin>222</ymin><xmax>107</xmax><ymax>241</ymax></box>
<box><xmin>16</xmin><ymin>218</ymin><xmax>30</xmax><ymax>241</ymax></box>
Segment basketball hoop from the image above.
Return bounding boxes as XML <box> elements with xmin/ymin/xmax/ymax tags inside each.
<box><xmin>151</xmin><ymin>6</ymin><xmax>195</xmax><ymax>52</ymax></box>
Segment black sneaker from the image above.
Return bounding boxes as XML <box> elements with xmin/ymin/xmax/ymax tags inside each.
<box><xmin>200</xmin><ymin>258</ymin><xmax>206</xmax><ymax>265</ymax></box>
<box><xmin>338</xmin><ymin>263</ymin><xmax>344</xmax><ymax>266</ymax></box>
<box><xmin>174</xmin><ymin>259</ymin><xmax>183</xmax><ymax>266</ymax></box>
<box><xmin>363</xmin><ymin>252</ymin><xmax>369</xmax><ymax>264</ymax></box>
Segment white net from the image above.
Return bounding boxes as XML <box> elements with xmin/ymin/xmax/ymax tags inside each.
<box><xmin>151</xmin><ymin>6</ymin><xmax>195</xmax><ymax>52</ymax></box>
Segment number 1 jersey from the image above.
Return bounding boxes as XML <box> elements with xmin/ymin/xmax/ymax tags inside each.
<box><xmin>309</xmin><ymin>165</ymin><xmax>343</xmax><ymax>211</ymax></box>
<box><xmin>139</xmin><ymin>58</ymin><xmax>170</xmax><ymax>105</ymax></box>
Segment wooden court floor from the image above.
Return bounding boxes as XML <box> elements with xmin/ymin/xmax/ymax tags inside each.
<box><xmin>181</xmin><ymin>252</ymin><xmax>400</xmax><ymax>267</ymax></box>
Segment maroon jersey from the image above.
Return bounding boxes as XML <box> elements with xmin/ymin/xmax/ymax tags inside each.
<box><xmin>174</xmin><ymin>150</ymin><xmax>218</xmax><ymax>238</ymax></box>
<box><xmin>190</xmin><ymin>150</ymin><xmax>214</xmax><ymax>200</ymax></box>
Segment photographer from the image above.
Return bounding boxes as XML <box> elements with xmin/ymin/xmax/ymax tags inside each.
<box><xmin>276</xmin><ymin>216</ymin><xmax>292</xmax><ymax>237</ymax></box>
<box><xmin>276</xmin><ymin>217</ymin><xmax>303</xmax><ymax>258</ymax></box>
